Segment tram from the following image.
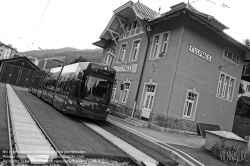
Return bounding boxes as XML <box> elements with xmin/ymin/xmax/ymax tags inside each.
<box><xmin>30</xmin><ymin>62</ymin><xmax>116</xmax><ymax>120</ymax></box>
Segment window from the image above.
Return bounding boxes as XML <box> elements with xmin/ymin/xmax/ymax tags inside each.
<box><xmin>216</xmin><ymin>72</ymin><xmax>235</xmax><ymax>101</ymax></box>
<box><xmin>121</xmin><ymin>82</ymin><xmax>131</xmax><ymax>104</ymax></box>
<box><xmin>103</xmin><ymin>48</ymin><xmax>114</xmax><ymax>65</ymax></box>
<box><xmin>246</xmin><ymin>85</ymin><xmax>250</xmax><ymax>92</ymax></box>
<box><xmin>130</xmin><ymin>39</ymin><xmax>140</xmax><ymax>61</ymax></box>
<box><xmin>118</xmin><ymin>44</ymin><xmax>127</xmax><ymax>62</ymax></box>
<box><xmin>223</xmin><ymin>49</ymin><xmax>239</xmax><ymax>64</ymax></box>
<box><xmin>111</xmin><ymin>82</ymin><xmax>117</xmax><ymax>101</ymax></box>
<box><xmin>182</xmin><ymin>90</ymin><xmax>199</xmax><ymax>120</ymax></box>
<box><xmin>160</xmin><ymin>33</ymin><xmax>170</xmax><ymax>57</ymax></box>
<box><xmin>149</xmin><ymin>32</ymin><xmax>170</xmax><ymax>59</ymax></box>
<box><xmin>84</xmin><ymin>76</ymin><xmax>112</xmax><ymax>104</ymax></box>
<box><xmin>150</xmin><ymin>35</ymin><xmax>160</xmax><ymax>58</ymax></box>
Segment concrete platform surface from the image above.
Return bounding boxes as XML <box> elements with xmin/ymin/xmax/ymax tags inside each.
<box><xmin>107</xmin><ymin>114</ymin><xmax>229</xmax><ymax>166</ymax></box>
<box><xmin>83</xmin><ymin>120</ymin><xmax>159</xmax><ymax>166</ymax></box>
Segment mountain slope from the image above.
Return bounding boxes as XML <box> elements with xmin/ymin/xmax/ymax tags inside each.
<box><xmin>22</xmin><ymin>47</ymin><xmax>80</xmax><ymax>58</ymax></box>
<box><xmin>22</xmin><ymin>47</ymin><xmax>103</xmax><ymax>69</ymax></box>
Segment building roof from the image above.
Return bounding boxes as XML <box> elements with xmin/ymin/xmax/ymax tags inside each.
<box><xmin>98</xmin><ymin>1</ymin><xmax>158</xmax><ymax>41</ymax></box>
<box><xmin>92</xmin><ymin>40</ymin><xmax>106</xmax><ymax>48</ymax></box>
<box><xmin>94</xmin><ymin>1</ymin><xmax>250</xmax><ymax>52</ymax></box>
<box><xmin>150</xmin><ymin>2</ymin><xmax>250</xmax><ymax>52</ymax></box>
<box><xmin>0</xmin><ymin>56</ymin><xmax>40</xmax><ymax>71</ymax></box>
<box><xmin>0</xmin><ymin>41</ymin><xmax>18</xmax><ymax>51</ymax></box>
<box><xmin>133</xmin><ymin>2</ymin><xmax>158</xmax><ymax>20</ymax></box>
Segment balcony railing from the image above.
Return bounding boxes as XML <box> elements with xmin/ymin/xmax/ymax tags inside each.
<box><xmin>119</xmin><ymin>27</ymin><xmax>144</xmax><ymax>41</ymax></box>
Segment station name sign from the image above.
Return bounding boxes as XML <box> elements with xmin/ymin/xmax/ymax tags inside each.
<box><xmin>113</xmin><ymin>64</ymin><xmax>138</xmax><ymax>73</ymax></box>
<box><xmin>189</xmin><ymin>45</ymin><xmax>212</xmax><ymax>62</ymax></box>
<box><xmin>116</xmin><ymin>65</ymin><xmax>132</xmax><ymax>72</ymax></box>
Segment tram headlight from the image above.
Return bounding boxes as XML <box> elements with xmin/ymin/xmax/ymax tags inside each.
<box><xmin>79</xmin><ymin>99</ymin><xmax>84</xmax><ymax>107</ymax></box>
<box><xmin>106</xmin><ymin>108</ymin><xmax>110</xmax><ymax>112</ymax></box>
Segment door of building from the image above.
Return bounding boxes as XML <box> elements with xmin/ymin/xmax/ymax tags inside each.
<box><xmin>141</xmin><ymin>85</ymin><xmax>155</xmax><ymax>120</ymax></box>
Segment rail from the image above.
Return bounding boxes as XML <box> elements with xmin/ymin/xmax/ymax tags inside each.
<box><xmin>6</xmin><ymin>84</ymin><xmax>70</xmax><ymax>166</ymax></box>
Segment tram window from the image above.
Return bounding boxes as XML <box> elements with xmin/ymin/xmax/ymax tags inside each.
<box><xmin>69</xmin><ymin>78</ymin><xmax>77</xmax><ymax>96</ymax></box>
<box><xmin>74</xmin><ymin>80</ymin><xmax>81</xmax><ymax>97</ymax></box>
<box><xmin>84</xmin><ymin>76</ymin><xmax>111</xmax><ymax>103</ymax></box>
<box><xmin>63</xmin><ymin>81</ymin><xmax>69</xmax><ymax>92</ymax></box>
<box><xmin>79</xmin><ymin>80</ymin><xmax>87</xmax><ymax>98</ymax></box>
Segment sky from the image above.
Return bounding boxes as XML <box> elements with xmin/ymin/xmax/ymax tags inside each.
<box><xmin>0</xmin><ymin>0</ymin><xmax>249</xmax><ymax>52</ymax></box>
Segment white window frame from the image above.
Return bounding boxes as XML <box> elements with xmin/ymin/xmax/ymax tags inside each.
<box><xmin>139</xmin><ymin>79</ymin><xmax>158</xmax><ymax>111</ymax></box>
<box><xmin>149</xmin><ymin>31</ymin><xmax>170</xmax><ymax>60</ymax></box>
<box><xmin>160</xmin><ymin>32</ymin><xmax>170</xmax><ymax>57</ymax></box>
<box><xmin>129</xmin><ymin>39</ymin><xmax>141</xmax><ymax>62</ymax></box>
<box><xmin>223</xmin><ymin>49</ymin><xmax>239</xmax><ymax>65</ymax></box>
<box><xmin>216</xmin><ymin>72</ymin><xmax>236</xmax><ymax>102</ymax></box>
<box><xmin>117</xmin><ymin>43</ymin><xmax>127</xmax><ymax>63</ymax></box>
<box><xmin>182</xmin><ymin>89</ymin><xmax>199</xmax><ymax>121</ymax></box>
<box><xmin>150</xmin><ymin>35</ymin><xmax>160</xmax><ymax>59</ymax></box>
<box><xmin>121</xmin><ymin>81</ymin><xmax>131</xmax><ymax>104</ymax></box>
<box><xmin>246</xmin><ymin>85</ymin><xmax>250</xmax><ymax>92</ymax></box>
<box><xmin>111</xmin><ymin>82</ymin><xmax>117</xmax><ymax>101</ymax></box>
<box><xmin>103</xmin><ymin>48</ymin><xmax>114</xmax><ymax>65</ymax></box>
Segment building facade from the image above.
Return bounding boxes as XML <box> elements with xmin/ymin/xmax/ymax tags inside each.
<box><xmin>0</xmin><ymin>42</ymin><xmax>18</xmax><ymax>60</ymax></box>
<box><xmin>93</xmin><ymin>1</ymin><xmax>250</xmax><ymax>132</ymax></box>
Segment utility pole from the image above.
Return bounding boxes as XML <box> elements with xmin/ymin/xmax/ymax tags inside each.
<box><xmin>38</xmin><ymin>56</ymin><xmax>65</xmax><ymax>70</ymax></box>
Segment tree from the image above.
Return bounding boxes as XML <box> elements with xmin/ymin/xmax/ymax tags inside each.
<box><xmin>243</xmin><ymin>39</ymin><xmax>250</xmax><ymax>47</ymax></box>
<box><xmin>235</xmin><ymin>96</ymin><xmax>250</xmax><ymax>117</ymax></box>
<box><xmin>69</xmin><ymin>56</ymin><xmax>88</xmax><ymax>64</ymax></box>
<box><xmin>239</xmin><ymin>82</ymin><xmax>245</xmax><ymax>96</ymax></box>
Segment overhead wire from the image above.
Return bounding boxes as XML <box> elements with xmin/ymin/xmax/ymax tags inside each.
<box><xmin>26</xmin><ymin>0</ymin><xmax>52</xmax><ymax>50</ymax></box>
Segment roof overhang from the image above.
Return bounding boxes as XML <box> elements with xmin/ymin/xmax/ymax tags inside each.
<box><xmin>92</xmin><ymin>40</ymin><xmax>105</xmax><ymax>48</ymax></box>
<box><xmin>99</xmin><ymin>6</ymin><xmax>136</xmax><ymax>41</ymax></box>
<box><xmin>95</xmin><ymin>1</ymin><xmax>158</xmax><ymax>47</ymax></box>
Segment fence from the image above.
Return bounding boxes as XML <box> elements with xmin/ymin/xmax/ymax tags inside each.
<box><xmin>0</xmin><ymin>62</ymin><xmax>38</xmax><ymax>88</ymax></box>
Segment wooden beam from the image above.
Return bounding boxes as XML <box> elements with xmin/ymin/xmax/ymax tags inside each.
<box><xmin>116</xmin><ymin>14</ymin><xmax>128</xmax><ymax>22</ymax></box>
<box><xmin>108</xmin><ymin>30</ymin><xmax>118</xmax><ymax>45</ymax></box>
<box><xmin>115</xmin><ymin>15</ymin><xmax>126</xmax><ymax>32</ymax></box>
<box><xmin>108</xmin><ymin>29</ymin><xmax>119</xmax><ymax>35</ymax></box>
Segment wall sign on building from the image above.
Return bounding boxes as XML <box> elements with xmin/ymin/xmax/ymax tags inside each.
<box><xmin>113</xmin><ymin>64</ymin><xmax>138</xmax><ymax>73</ymax></box>
<box><xmin>189</xmin><ymin>45</ymin><xmax>212</xmax><ymax>62</ymax></box>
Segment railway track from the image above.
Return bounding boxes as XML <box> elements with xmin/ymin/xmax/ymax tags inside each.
<box><xmin>7</xmin><ymin>85</ymin><xmax>177</xmax><ymax>166</ymax></box>
<box><xmin>5</xmin><ymin>84</ymin><xmax>70</xmax><ymax>166</ymax></box>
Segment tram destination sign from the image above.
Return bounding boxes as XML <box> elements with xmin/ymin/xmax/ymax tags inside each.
<box><xmin>94</xmin><ymin>68</ymin><xmax>114</xmax><ymax>78</ymax></box>
<box><xmin>189</xmin><ymin>45</ymin><xmax>212</xmax><ymax>62</ymax></box>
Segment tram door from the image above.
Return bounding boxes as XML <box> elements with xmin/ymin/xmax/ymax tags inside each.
<box><xmin>62</xmin><ymin>77</ymin><xmax>78</xmax><ymax>113</ymax></box>
<box><xmin>141</xmin><ymin>85</ymin><xmax>156</xmax><ymax>120</ymax></box>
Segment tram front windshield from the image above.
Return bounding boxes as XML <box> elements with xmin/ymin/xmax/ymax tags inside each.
<box><xmin>84</xmin><ymin>76</ymin><xmax>112</xmax><ymax>104</ymax></box>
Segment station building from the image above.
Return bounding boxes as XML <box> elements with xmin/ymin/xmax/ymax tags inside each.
<box><xmin>93</xmin><ymin>1</ymin><xmax>250</xmax><ymax>132</ymax></box>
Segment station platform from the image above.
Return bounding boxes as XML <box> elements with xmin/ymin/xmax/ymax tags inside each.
<box><xmin>107</xmin><ymin>115</ymin><xmax>229</xmax><ymax>166</ymax></box>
